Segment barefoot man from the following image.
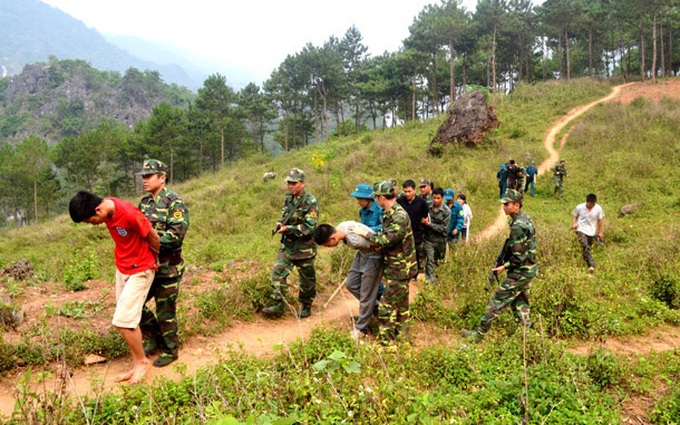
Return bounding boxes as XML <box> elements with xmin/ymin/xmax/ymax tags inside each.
<box><xmin>69</xmin><ymin>190</ymin><xmax>160</xmax><ymax>384</ymax></box>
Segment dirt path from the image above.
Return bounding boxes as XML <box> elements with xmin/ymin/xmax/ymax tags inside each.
<box><xmin>473</xmin><ymin>82</ymin><xmax>635</xmax><ymax>242</ymax></box>
<box><xmin>0</xmin><ymin>81</ymin><xmax>668</xmax><ymax>419</ymax></box>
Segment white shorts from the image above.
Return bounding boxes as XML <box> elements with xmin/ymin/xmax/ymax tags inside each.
<box><xmin>112</xmin><ymin>268</ymin><xmax>154</xmax><ymax>328</ymax></box>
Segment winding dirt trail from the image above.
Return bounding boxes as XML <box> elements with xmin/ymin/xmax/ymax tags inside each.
<box><xmin>473</xmin><ymin>83</ymin><xmax>635</xmax><ymax>242</ymax></box>
<box><xmin>0</xmin><ymin>82</ymin><xmax>662</xmax><ymax>419</ymax></box>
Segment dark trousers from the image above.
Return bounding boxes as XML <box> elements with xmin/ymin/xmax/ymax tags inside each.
<box><xmin>576</xmin><ymin>231</ymin><xmax>596</xmax><ymax>268</ymax></box>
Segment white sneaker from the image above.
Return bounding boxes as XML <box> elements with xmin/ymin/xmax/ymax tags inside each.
<box><xmin>350</xmin><ymin>328</ymin><xmax>365</xmax><ymax>340</ymax></box>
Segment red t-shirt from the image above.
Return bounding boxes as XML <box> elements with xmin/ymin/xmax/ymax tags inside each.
<box><xmin>104</xmin><ymin>198</ymin><xmax>155</xmax><ymax>274</ymax></box>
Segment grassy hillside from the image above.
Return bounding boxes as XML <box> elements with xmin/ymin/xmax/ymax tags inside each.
<box><xmin>2</xmin><ymin>78</ymin><xmax>680</xmax><ymax>423</ymax></box>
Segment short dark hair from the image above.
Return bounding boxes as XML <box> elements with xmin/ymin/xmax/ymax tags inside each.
<box><xmin>69</xmin><ymin>190</ymin><xmax>102</xmax><ymax>223</ymax></box>
<box><xmin>313</xmin><ymin>223</ymin><xmax>336</xmax><ymax>245</ymax></box>
<box><xmin>402</xmin><ymin>179</ymin><xmax>416</xmax><ymax>189</ymax></box>
<box><xmin>432</xmin><ymin>188</ymin><xmax>444</xmax><ymax>197</ymax></box>
<box><xmin>457</xmin><ymin>194</ymin><xmax>466</xmax><ymax>202</ymax></box>
<box><xmin>586</xmin><ymin>193</ymin><xmax>597</xmax><ymax>203</ymax></box>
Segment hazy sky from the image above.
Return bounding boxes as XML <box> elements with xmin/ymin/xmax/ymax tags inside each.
<box><xmin>41</xmin><ymin>0</ymin><xmax>481</xmax><ymax>85</ymax></box>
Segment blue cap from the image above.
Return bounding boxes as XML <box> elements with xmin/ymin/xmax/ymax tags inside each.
<box><xmin>443</xmin><ymin>188</ymin><xmax>454</xmax><ymax>200</ymax></box>
<box><xmin>350</xmin><ymin>183</ymin><xmax>374</xmax><ymax>199</ymax></box>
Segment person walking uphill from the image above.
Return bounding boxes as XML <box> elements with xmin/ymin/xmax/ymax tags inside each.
<box><xmin>462</xmin><ymin>189</ymin><xmax>538</xmax><ymax>341</ymax></box>
<box><xmin>69</xmin><ymin>191</ymin><xmax>160</xmax><ymax>384</ymax></box>
<box><xmin>137</xmin><ymin>159</ymin><xmax>189</xmax><ymax>368</ymax></box>
<box><xmin>524</xmin><ymin>161</ymin><xmax>538</xmax><ymax>197</ymax></box>
<box><xmin>571</xmin><ymin>193</ymin><xmax>604</xmax><ymax>273</ymax></box>
<box><xmin>263</xmin><ymin>168</ymin><xmax>319</xmax><ymax>319</ymax></box>
<box><xmin>352</xmin><ymin>181</ymin><xmax>417</xmax><ymax>347</ymax></box>
<box><xmin>551</xmin><ymin>159</ymin><xmax>568</xmax><ymax>196</ymax></box>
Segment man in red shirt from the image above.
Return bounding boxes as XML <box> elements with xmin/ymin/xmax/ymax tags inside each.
<box><xmin>69</xmin><ymin>190</ymin><xmax>160</xmax><ymax>384</ymax></box>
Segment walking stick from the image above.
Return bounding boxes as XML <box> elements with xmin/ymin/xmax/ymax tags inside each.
<box><xmin>323</xmin><ymin>277</ymin><xmax>348</xmax><ymax>309</ymax></box>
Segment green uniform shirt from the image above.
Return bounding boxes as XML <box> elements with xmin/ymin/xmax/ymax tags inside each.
<box><xmin>369</xmin><ymin>202</ymin><xmax>417</xmax><ymax>281</ymax></box>
<box><xmin>503</xmin><ymin>210</ymin><xmax>538</xmax><ymax>276</ymax></box>
<box><xmin>139</xmin><ymin>186</ymin><xmax>189</xmax><ymax>278</ymax></box>
<box><xmin>278</xmin><ymin>189</ymin><xmax>319</xmax><ymax>260</ymax></box>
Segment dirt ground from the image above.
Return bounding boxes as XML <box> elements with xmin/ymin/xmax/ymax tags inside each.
<box><xmin>1</xmin><ymin>79</ymin><xmax>680</xmax><ymax>421</ymax></box>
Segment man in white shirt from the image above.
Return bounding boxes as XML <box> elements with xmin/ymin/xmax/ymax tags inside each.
<box><xmin>313</xmin><ymin>221</ymin><xmax>382</xmax><ymax>339</ymax></box>
<box><xmin>571</xmin><ymin>193</ymin><xmax>605</xmax><ymax>273</ymax></box>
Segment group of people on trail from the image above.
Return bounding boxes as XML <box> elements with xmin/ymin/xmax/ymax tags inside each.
<box><xmin>496</xmin><ymin>158</ymin><xmax>567</xmax><ymax>198</ymax></box>
<box><xmin>66</xmin><ymin>153</ymin><xmax>604</xmax><ymax>381</ymax></box>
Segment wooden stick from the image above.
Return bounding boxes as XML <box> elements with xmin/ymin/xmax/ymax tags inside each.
<box><xmin>323</xmin><ymin>277</ymin><xmax>348</xmax><ymax>308</ymax></box>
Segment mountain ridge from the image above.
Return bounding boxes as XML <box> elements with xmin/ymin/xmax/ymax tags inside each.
<box><xmin>0</xmin><ymin>0</ymin><xmax>207</xmax><ymax>90</ymax></box>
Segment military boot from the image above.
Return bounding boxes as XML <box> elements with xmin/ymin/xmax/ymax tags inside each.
<box><xmin>461</xmin><ymin>328</ymin><xmax>484</xmax><ymax>342</ymax></box>
<box><xmin>262</xmin><ymin>301</ymin><xmax>284</xmax><ymax>318</ymax></box>
<box><xmin>143</xmin><ymin>338</ymin><xmax>160</xmax><ymax>356</ymax></box>
<box><xmin>296</xmin><ymin>305</ymin><xmax>312</xmax><ymax>319</ymax></box>
<box><xmin>153</xmin><ymin>352</ymin><xmax>178</xmax><ymax>368</ymax></box>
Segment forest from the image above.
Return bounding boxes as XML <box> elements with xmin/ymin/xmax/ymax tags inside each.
<box><xmin>0</xmin><ymin>0</ymin><xmax>677</xmax><ymax>225</ymax></box>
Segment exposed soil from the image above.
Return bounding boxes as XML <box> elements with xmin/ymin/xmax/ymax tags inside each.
<box><xmin>2</xmin><ymin>80</ymin><xmax>680</xmax><ymax>420</ymax></box>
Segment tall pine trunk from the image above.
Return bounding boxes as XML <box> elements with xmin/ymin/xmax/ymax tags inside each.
<box><xmin>449</xmin><ymin>37</ymin><xmax>456</xmax><ymax>103</ymax></box>
<box><xmin>652</xmin><ymin>10</ymin><xmax>657</xmax><ymax>83</ymax></box>
<box><xmin>492</xmin><ymin>23</ymin><xmax>497</xmax><ymax>92</ymax></box>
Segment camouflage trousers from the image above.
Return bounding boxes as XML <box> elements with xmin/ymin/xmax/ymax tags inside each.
<box><xmin>424</xmin><ymin>240</ymin><xmax>446</xmax><ymax>284</ymax></box>
<box><xmin>378</xmin><ymin>278</ymin><xmax>410</xmax><ymax>344</ymax></box>
<box><xmin>478</xmin><ymin>272</ymin><xmax>534</xmax><ymax>334</ymax></box>
<box><xmin>553</xmin><ymin>177</ymin><xmax>564</xmax><ymax>195</ymax></box>
<box><xmin>141</xmin><ymin>275</ymin><xmax>181</xmax><ymax>355</ymax></box>
<box><xmin>576</xmin><ymin>231</ymin><xmax>597</xmax><ymax>268</ymax></box>
<box><xmin>270</xmin><ymin>251</ymin><xmax>316</xmax><ymax>307</ymax></box>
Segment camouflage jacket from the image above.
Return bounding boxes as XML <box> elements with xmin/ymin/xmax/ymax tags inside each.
<box><xmin>503</xmin><ymin>210</ymin><xmax>538</xmax><ymax>277</ymax></box>
<box><xmin>278</xmin><ymin>189</ymin><xmax>319</xmax><ymax>260</ymax></box>
<box><xmin>139</xmin><ymin>186</ymin><xmax>189</xmax><ymax>278</ymax></box>
<box><xmin>424</xmin><ymin>204</ymin><xmax>451</xmax><ymax>243</ymax></box>
<box><xmin>551</xmin><ymin>163</ymin><xmax>567</xmax><ymax>179</ymax></box>
<box><xmin>369</xmin><ymin>202</ymin><xmax>417</xmax><ymax>280</ymax></box>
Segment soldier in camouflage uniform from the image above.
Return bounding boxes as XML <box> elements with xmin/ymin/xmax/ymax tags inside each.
<box><xmin>353</xmin><ymin>181</ymin><xmax>417</xmax><ymax>346</ymax></box>
<box><xmin>422</xmin><ymin>188</ymin><xmax>451</xmax><ymax>285</ymax></box>
<box><xmin>551</xmin><ymin>159</ymin><xmax>567</xmax><ymax>196</ymax></box>
<box><xmin>263</xmin><ymin>168</ymin><xmax>319</xmax><ymax>319</ymax></box>
<box><xmin>137</xmin><ymin>159</ymin><xmax>189</xmax><ymax>367</ymax></box>
<box><xmin>463</xmin><ymin>189</ymin><xmax>537</xmax><ymax>341</ymax></box>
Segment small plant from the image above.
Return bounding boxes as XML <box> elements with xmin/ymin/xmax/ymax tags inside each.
<box><xmin>61</xmin><ymin>248</ymin><xmax>99</xmax><ymax>291</ymax></box>
<box><xmin>58</xmin><ymin>300</ymin><xmax>103</xmax><ymax>318</ymax></box>
<box><xmin>313</xmin><ymin>350</ymin><xmax>361</xmax><ymax>376</ymax></box>
<box><xmin>650</xmin><ymin>275</ymin><xmax>680</xmax><ymax>309</ymax></box>
<box><xmin>586</xmin><ymin>348</ymin><xmax>622</xmax><ymax>389</ymax></box>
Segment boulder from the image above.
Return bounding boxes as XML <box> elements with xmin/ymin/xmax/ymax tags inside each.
<box><xmin>429</xmin><ymin>91</ymin><xmax>499</xmax><ymax>155</ymax></box>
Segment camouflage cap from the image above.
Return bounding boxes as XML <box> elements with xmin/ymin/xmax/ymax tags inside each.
<box><xmin>500</xmin><ymin>189</ymin><xmax>523</xmax><ymax>204</ymax></box>
<box><xmin>136</xmin><ymin>159</ymin><xmax>167</xmax><ymax>175</ymax></box>
<box><xmin>372</xmin><ymin>180</ymin><xmax>395</xmax><ymax>196</ymax></box>
<box><xmin>419</xmin><ymin>178</ymin><xmax>431</xmax><ymax>187</ymax></box>
<box><xmin>349</xmin><ymin>183</ymin><xmax>374</xmax><ymax>199</ymax></box>
<box><xmin>386</xmin><ymin>177</ymin><xmax>397</xmax><ymax>186</ymax></box>
<box><xmin>285</xmin><ymin>168</ymin><xmax>306</xmax><ymax>183</ymax></box>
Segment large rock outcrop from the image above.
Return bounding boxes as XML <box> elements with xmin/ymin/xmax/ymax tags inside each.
<box><xmin>429</xmin><ymin>91</ymin><xmax>499</xmax><ymax>155</ymax></box>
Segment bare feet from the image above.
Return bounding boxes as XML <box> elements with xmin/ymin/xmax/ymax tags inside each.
<box><xmin>114</xmin><ymin>370</ymin><xmax>134</xmax><ymax>382</ymax></box>
<box><xmin>128</xmin><ymin>361</ymin><xmax>151</xmax><ymax>385</ymax></box>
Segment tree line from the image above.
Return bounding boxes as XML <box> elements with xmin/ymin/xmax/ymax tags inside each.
<box><xmin>0</xmin><ymin>0</ymin><xmax>678</xmax><ymax>226</ymax></box>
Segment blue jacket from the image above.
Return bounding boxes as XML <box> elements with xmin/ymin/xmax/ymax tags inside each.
<box><xmin>525</xmin><ymin>165</ymin><xmax>538</xmax><ymax>180</ymax></box>
<box><xmin>360</xmin><ymin>201</ymin><xmax>382</xmax><ymax>233</ymax></box>
<box><xmin>447</xmin><ymin>201</ymin><xmax>465</xmax><ymax>241</ymax></box>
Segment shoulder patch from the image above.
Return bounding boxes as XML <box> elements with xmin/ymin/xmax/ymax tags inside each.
<box><xmin>173</xmin><ymin>210</ymin><xmax>184</xmax><ymax>220</ymax></box>
<box><xmin>309</xmin><ymin>211</ymin><xmax>318</xmax><ymax>219</ymax></box>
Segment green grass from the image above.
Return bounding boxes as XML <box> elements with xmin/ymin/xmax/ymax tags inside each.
<box><xmin>2</xmin><ymin>78</ymin><xmax>680</xmax><ymax>423</ymax></box>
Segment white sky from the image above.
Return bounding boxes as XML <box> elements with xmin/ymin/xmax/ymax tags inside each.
<box><xmin>41</xmin><ymin>0</ymin><xmax>481</xmax><ymax>84</ymax></box>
